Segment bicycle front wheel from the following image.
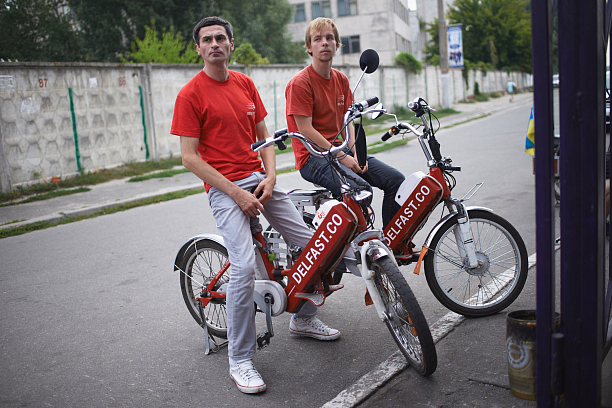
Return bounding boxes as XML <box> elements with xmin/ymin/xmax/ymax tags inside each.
<box><xmin>424</xmin><ymin>210</ymin><xmax>528</xmax><ymax>317</ymax></box>
<box><xmin>178</xmin><ymin>240</ymin><xmax>230</xmax><ymax>338</ymax></box>
<box><xmin>371</xmin><ymin>257</ymin><xmax>437</xmax><ymax>377</ymax></box>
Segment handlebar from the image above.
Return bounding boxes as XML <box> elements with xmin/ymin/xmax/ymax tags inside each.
<box><xmin>380</xmin><ymin>97</ymin><xmax>460</xmax><ymax>172</ymax></box>
<box><xmin>354</xmin><ymin>96</ymin><xmax>379</xmax><ymax>112</ymax></box>
<box><xmin>253</xmin><ymin>96</ymin><xmax>384</xmax><ymax>160</ymax></box>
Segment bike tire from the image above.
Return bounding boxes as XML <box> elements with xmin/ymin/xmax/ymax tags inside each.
<box><xmin>371</xmin><ymin>257</ymin><xmax>437</xmax><ymax>377</ymax></box>
<box><xmin>178</xmin><ymin>240</ymin><xmax>230</xmax><ymax>338</ymax></box>
<box><xmin>424</xmin><ymin>210</ymin><xmax>528</xmax><ymax>317</ymax></box>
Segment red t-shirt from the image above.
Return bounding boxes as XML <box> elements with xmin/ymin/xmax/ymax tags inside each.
<box><xmin>171</xmin><ymin>70</ymin><xmax>268</xmax><ymax>191</ymax></box>
<box><xmin>285</xmin><ymin>65</ymin><xmax>353</xmax><ymax>170</ymax></box>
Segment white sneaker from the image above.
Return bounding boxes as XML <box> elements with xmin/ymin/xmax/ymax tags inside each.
<box><xmin>229</xmin><ymin>359</ymin><xmax>266</xmax><ymax>394</ymax></box>
<box><xmin>289</xmin><ymin>316</ymin><xmax>341</xmax><ymax>340</ymax></box>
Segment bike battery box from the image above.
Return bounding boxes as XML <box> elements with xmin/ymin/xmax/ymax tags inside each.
<box><xmin>285</xmin><ymin>201</ymin><xmax>357</xmax><ymax>313</ymax></box>
<box><xmin>384</xmin><ymin>172</ymin><xmax>444</xmax><ymax>250</ymax></box>
<box><xmin>395</xmin><ymin>171</ymin><xmax>427</xmax><ymax>206</ymax></box>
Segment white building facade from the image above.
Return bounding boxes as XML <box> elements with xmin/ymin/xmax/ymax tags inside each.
<box><xmin>286</xmin><ymin>0</ymin><xmax>419</xmax><ymax>65</ymax></box>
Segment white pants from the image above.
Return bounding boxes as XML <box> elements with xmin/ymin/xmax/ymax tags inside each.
<box><xmin>207</xmin><ymin>172</ymin><xmax>316</xmax><ymax>363</ymax></box>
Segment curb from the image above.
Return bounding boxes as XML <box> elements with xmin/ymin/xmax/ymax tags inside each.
<box><xmin>0</xmin><ymin>183</ymin><xmax>205</xmax><ymax>231</ymax></box>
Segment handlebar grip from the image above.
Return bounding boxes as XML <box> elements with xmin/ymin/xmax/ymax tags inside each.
<box><xmin>446</xmin><ymin>165</ymin><xmax>462</xmax><ymax>172</ymax></box>
<box><xmin>365</xmin><ymin>96</ymin><xmax>379</xmax><ymax>107</ymax></box>
<box><xmin>381</xmin><ymin>129</ymin><xmax>393</xmax><ymax>142</ymax></box>
<box><xmin>355</xmin><ymin>96</ymin><xmax>379</xmax><ymax>111</ymax></box>
<box><xmin>251</xmin><ymin>139</ymin><xmax>266</xmax><ymax>151</ymax></box>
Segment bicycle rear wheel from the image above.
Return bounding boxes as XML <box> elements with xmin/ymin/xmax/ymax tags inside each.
<box><xmin>178</xmin><ymin>240</ymin><xmax>230</xmax><ymax>338</ymax></box>
<box><xmin>371</xmin><ymin>257</ymin><xmax>437</xmax><ymax>376</ymax></box>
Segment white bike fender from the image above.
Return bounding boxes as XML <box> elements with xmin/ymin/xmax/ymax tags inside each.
<box><xmin>422</xmin><ymin>206</ymin><xmax>494</xmax><ymax>248</ymax></box>
<box><xmin>174</xmin><ymin>233</ymin><xmax>225</xmax><ymax>271</ymax></box>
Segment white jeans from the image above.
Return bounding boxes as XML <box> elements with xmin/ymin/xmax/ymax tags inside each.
<box><xmin>207</xmin><ymin>172</ymin><xmax>316</xmax><ymax>363</ymax></box>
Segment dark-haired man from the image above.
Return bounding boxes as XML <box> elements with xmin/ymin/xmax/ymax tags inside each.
<box><xmin>170</xmin><ymin>16</ymin><xmax>340</xmax><ymax>395</ymax></box>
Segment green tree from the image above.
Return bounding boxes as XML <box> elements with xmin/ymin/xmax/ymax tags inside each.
<box><xmin>122</xmin><ymin>20</ymin><xmax>199</xmax><ymax>63</ymax></box>
<box><xmin>446</xmin><ymin>0</ymin><xmax>532</xmax><ymax>72</ymax></box>
<box><xmin>67</xmin><ymin>0</ymin><xmax>217</xmax><ymax>62</ymax></box>
<box><xmin>0</xmin><ymin>0</ymin><xmax>83</xmax><ymax>61</ymax></box>
<box><xmin>230</xmin><ymin>43</ymin><xmax>270</xmax><ymax>66</ymax></box>
<box><xmin>423</xmin><ymin>18</ymin><xmax>441</xmax><ymax>66</ymax></box>
<box><xmin>66</xmin><ymin>0</ymin><xmax>304</xmax><ymax>63</ymax></box>
<box><xmin>221</xmin><ymin>0</ymin><xmax>305</xmax><ymax>63</ymax></box>
<box><xmin>424</xmin><ymin>0</ymin><xmax>531</xmax><ymax>72</ymax></box>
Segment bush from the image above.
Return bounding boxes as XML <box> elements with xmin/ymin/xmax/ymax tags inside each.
<box><xmin>474</xmin><ymin>82</ymin><xmax>481</xmax><ymax>95</ymax></box>
<box><xmin>394</xmin><ymin>52</ymin><xmax>422</xmax><ymax>75</ymax></box>
<box><xmin>230</xmin><ymin>43</ymin><xmax>270</xmax><ymax>66</ymax></box>
<box><xmin>490</xmin><ymin>92</ymin><xmax>501</xmax><ymax>98</ymax></box>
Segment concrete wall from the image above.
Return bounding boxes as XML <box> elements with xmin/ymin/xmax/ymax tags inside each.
<box><xmin>0</xmin><ymin>61</ymin><xmax>531</xmax><ymax>192</ymax></box>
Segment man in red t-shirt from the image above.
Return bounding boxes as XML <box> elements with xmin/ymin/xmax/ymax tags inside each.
<box><xmin>286</xmin><ymin>18</ymin><xmax>404</xmax><ymax>228</ymax></box>
<box><xmin>171</xmin><ymin>16</ymin><xmax>340</xmax><ymax>395</ymax></box>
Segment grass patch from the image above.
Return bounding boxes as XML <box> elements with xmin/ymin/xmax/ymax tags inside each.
<box><xmin>0</xmin><ymin>157</ymin><xmax>184</xmax><ymax>204</ymax></box>
<box><xmin>473</xmin><ymin>93</ymin><xmax>490</xmax><ymax>102</ymax></box>
<box><xmin>490</xmin><ymin>92</ymin><xmax>502</xmax><ymax>98</ymax></box>
<box><xmin>361</xmin><ymin>108</ymin><xmax>461</xmax><ymax>135</ymax></box>
<box><xmin>128</xmin><ymin>168</ymin><xmax>191</xmax><ymax>182</ymax></box>
<box><xmin>444</xmin><ymin>113</ymin><xmax>491</xmax><ymax>129</ymax></box>
<box><xmin>0</xmin><ymin>187</ymin><xmax>91</xmax><ymax>207</ymax></box>
<box><xmin>0</xmin><ymin>187</ymin><xmax>206</xmax><ymax>239</ymax></box>
<box><xmin>367</xmin><ymin>139</ymin><xmax>410</xmax><ymax>154</ymax></box>
<box><xmin>1</xmin><ymin>219</ymin><xmax>26</xmax><ymax>226</ymax></box>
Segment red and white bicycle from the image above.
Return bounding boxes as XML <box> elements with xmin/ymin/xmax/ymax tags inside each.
<box><xmin>282</xmin><ymin>95</ymin><xmax>529</xmax><ymax>318</ymax></box>
<box><xmin>174</xmin><ymin>52</ymin><xmax>438</xmax><ymax>376</ymax></box>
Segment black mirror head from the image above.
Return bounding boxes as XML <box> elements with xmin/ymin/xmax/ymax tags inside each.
<box><xmin>359</xmin><ymin>49</ymin><xmax>379</xmax><ymax>74</ymax></box>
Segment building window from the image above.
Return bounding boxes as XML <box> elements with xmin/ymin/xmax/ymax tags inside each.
<box><xmin>395</xmin><ymin>34</ymin><xmax>411</xmax><ymax>53</ymax></box>
<box><xmin>338</xmin><ymin>0</ymin><xmax>358</xmax><ymax>16</ymax></box>
<box><xmin>312</xmin><ymin>1</ymin><xmax>332</xmax><ymax>19</ymax></box>
<box><xmin>393</xmin><ymin>0</ymin><xmax>409</xmax><ymax>25</ymax></box>
<box><xmin>341</xmin><ymin>35</ymin><xmax>360</xmax><ymax>54</ymax></box>
<box><xmin>294</xmin><ymin>4</ymin><xmax>306</xmax><ymax>22</ymax></box>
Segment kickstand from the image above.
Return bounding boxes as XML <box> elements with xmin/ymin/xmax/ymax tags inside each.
<box><xmin>198</xmin><ymin>301</ymin><xmax>228</xmax><ymax>355</ymax></box>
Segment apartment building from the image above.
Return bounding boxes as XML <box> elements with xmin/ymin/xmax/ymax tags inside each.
<box><xmin>286</xmin><ymin>0</ymin><xmax>420</xmax><ymax>65</ymax></box>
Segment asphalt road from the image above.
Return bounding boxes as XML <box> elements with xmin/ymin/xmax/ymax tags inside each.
<box><xmin>0</xmin><ymin>102</ymin><xmax>536</xmax><ymax>407</ymax></box>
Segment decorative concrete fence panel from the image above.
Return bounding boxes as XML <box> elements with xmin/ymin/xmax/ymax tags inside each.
<box><xmin>0</xmin><ymin>61</ymin><xmax>531</xmax><ymax>192</ymax></box>
<box><xmin>0</xmin><ymin>63</ymin><xmax>148</xmax><ymax>190</ymax></box>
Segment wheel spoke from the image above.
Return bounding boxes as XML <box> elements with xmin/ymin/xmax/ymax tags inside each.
<box><xmin>427</xmin><ymin>211</ymin><xmax>527</xmax><ymax>315</ymax></box>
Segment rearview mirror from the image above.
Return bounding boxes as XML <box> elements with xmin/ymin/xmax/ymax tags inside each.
<box><xmin>371</xmin><ymin>103</ymin><xmax>384</xmax><ymax>120</ymax></box>
<box><xmin>359</xmin><ymin>49</ymin><xmax>379</xmax><ymax>74</ymax></box>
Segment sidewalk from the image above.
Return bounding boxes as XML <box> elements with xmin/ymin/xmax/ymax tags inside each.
<box><xmin>0</xmin><ymin>92</ymin><xmax>534</xmax><ymax>231</ymax></box>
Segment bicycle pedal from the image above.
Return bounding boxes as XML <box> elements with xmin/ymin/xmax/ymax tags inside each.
<box><xmin>257</xmin><ymin>331</ymin><xmax>272</xmax><ymax>349</ymax></box>
<box><xmin>295</xmin><ymin>292</ymin><xmax>325</xmax><ymax>306</ymax></box>
<box><xmin>328</xmin><ymin>284</ymin><xmax>344</xmax><ymax>292</ymax></box>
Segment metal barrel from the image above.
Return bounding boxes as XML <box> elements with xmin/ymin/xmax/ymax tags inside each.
<box><xmin>506</xmin><ymin>310</ymin><xmax>559</xmax><ymax>401</ymax></box>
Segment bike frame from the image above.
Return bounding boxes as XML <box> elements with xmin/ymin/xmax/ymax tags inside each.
<box><xmin>187</xmin><ymin>123</ymin><xmax>397</xmax><ymax>322</ymax></box>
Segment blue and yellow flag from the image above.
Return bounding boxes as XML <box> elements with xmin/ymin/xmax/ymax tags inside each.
<box><xmin>525</xmin><ymin>107</ymin><xmax>535</xmax><ymax>156</ymax></box>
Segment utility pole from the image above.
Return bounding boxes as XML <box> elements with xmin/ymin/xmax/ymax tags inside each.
<box><xmin>438</xmin><ymin>0</ymin><xmax>451</xmax><ymax>108</ymax></box>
